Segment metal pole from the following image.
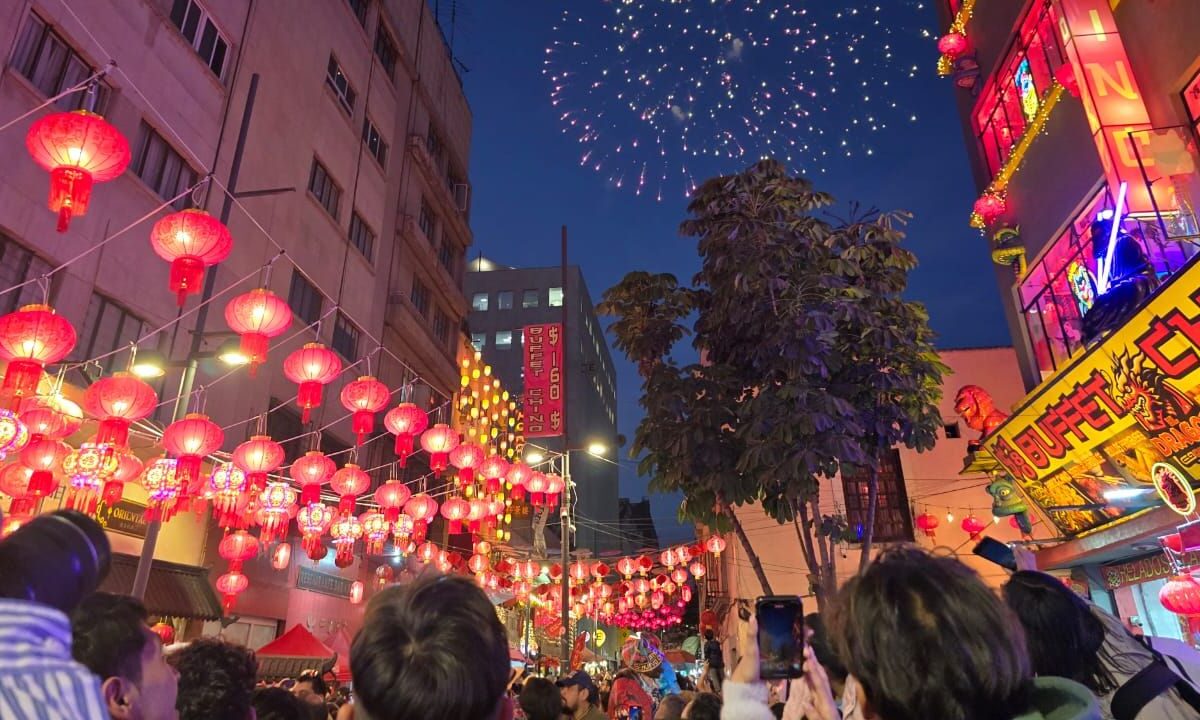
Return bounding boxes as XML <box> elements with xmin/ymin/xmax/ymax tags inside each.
<box><xmin>559</xmin><ymin>226</ymin><xmax>572</xmax><ymax>667</ymax></box>
<box><xmin>132</xmin><ymin>358</ymin><xmax>197</xmax><ymax>599</ymax></box>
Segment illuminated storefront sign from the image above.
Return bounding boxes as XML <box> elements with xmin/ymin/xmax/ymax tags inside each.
<box><xmin>523</xmin><ymin>323</ymin><xmax>564</xmax><ymax>438</ymax></box>
<box><xmin>984</xmin><ymin>257</ymin><xmax>1200</xmax><ymax>535</ymax></box>
<box><xmin>1102</xmin><ymin>551</ymin><xmax>1200</xmax><ymax>590</ymax></box>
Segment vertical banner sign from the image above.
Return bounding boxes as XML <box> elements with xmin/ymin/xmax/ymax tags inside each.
<box><xmin>1053</xmin><ymin>0</ymin><xmax>1172</xmax><ymax>214</ymax></box>
<box><xmin>524</xmin><ymin>323</ymin><xmax>564</xmax><ymax>438</ymax></box>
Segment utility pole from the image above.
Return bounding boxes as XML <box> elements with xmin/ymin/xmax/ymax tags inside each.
<box><xmin>559</xmin><ymin>225</ymin><xmax>572</xmax><ymax>667</ymax></box>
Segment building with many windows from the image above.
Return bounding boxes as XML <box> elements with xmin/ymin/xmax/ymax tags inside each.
<box><xmin>465</xmin><ymin>257</ymin><xmax>620</xmax><ymax>553</ymax></box>
<box><xmin>0</xmin><ymin>0</ymin><xmax>472</xmax><ymax>646</ymax></box>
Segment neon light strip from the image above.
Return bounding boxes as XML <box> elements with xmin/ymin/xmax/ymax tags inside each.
<box><xmin>1096</xmin><ymin>181</ymin><xmax>1128</xmax><ymax>295</ymax></box>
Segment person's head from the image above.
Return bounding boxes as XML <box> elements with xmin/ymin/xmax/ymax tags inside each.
<box><xmin>350</xmin><ymin>574</ymin><xmax>509</xmax><ymax>720</ymax></box>
<box><xmin>293</xmin><ymin>669</ymin><xmax>329</xmax><ymax>706</ymax></box>
<box><xmin>558</xmin><ymin>669</ymin><xmax>599</xmax><ymax>712</ymax></box>
<box><xmin>519</xmin><ymin>677</ymin><xmax>561</xmax><ymax>720</ymax></box>
<box><xmin>252</xmin><ymin>687</ymin><xmax>309</xmax><ymax>720</ymax></box>
<box><xmin>805</xmin><ymin>613</ymin><xmax>848</xmax><ymax>694</ymax></box>
<box><xmin>71</xmin><ymin>592</ymin><xmax>179</xmax><ymax>720</ymax></box>
<box><xmin>1002</xmin><ymin>570</ymin><xmax>1116</xmax><ymax>695</ymax></box>
<box><xmin>703</xmin><ymin>629</ymin><xmax>714</xmax><ymax>641</ymax></box>
<box><xmin>654</xmin><ymin>693</ymin><xmax>685</xmax><ymax>719</ymax></box>
<box><xmin>682</xmin><ymin>692</ymin><xmax>721</xmax><ymax>720</ymax></box>
<box><xmin>830</xmin><ymin>547</ymin><xmax>1031</xmax><ymax>720</ymax></box>
<box><xmin>168</xmin><ymin>637</ymin><xmax>257</xmax><ymax>720</ymax></box>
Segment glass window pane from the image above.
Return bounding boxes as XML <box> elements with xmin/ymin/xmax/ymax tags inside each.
<box><xmin>471</xmin><ymin>333</ymin><xmax>485</xmax><ymax>350</ymax></box>
<box><xmin>548</xmin><ymin>287</ymin><xmax>564</xmax><ymax>307</ymax></box>
<box><xmin>497</xmin><ymin>292</ymin><xmax>513</xmax><ymax>310</ymax></box>
<box><xmin>472</xmin><ymin>293</ymin><xmax>489</xmax><ymax>311</ymax></box>
<box><xmin>522</xmin><ymin>290</ymin><xmax>539</xmax><ymax>308</ymax></box>
<box><xmin>495</xmin><ymin>331</ymin><xmax>513</xmax><ymax>349</ymax></box>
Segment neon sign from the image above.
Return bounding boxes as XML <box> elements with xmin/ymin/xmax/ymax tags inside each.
<box><xmin>1014</xmin><ymin>58</ymin><xmax>1039</xmax><ymax>123</ymax></box>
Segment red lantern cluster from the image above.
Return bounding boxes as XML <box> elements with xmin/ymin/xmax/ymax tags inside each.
<box><xmin>149</xmin><ymin>210</ymin><xmax>233</xmax><ymax>306</ymax></box>
<box><xmin>161</xmin><ymin>413</ymin><xmax>223</xmax><ymax>498</ymax></box>
<box><xmin>1160</xmin><ymin>575</ymin><xmax>1200</xmax><ymax>616</ymax></box>
<box><xmin>26</xmin><ymin>110</ymin><xmax>131</xmax><ymax>232</ymax></box>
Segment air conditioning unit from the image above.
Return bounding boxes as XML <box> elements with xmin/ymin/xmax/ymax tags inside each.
<box><xmin>454</xmin><ymin>183</ymin><xmax>471</xmax><ymax>212</ymax></box>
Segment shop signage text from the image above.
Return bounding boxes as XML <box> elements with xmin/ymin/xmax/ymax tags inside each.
<box><xmin>1101</xmin><ymin>551</ymin><xmax>1200</xmax><ymax>590</ymax></box>
<box><xmin>95</xmin><ymin>500</ymin><xmax>149</xmax><ymax>539</ymax></box>
<box><xmin>523</xmin><ymin>323</ymin><xmax>564</xmax><ymax>438</ymax></box>
<box><xmin>296</xmin><ymin>566</ymin><xmax>352</xmax><ymax>599</ymax></box>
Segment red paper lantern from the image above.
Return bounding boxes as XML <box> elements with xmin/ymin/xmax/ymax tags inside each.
<box><xmin>224</xmin><ymin>288</ymin><xmax>292</xmax><ymax>375</ymax></box>
<box><xmin>283</xmin><ymin>343</ymin><xmax>342</xmax><ymax>423</ymax></box>
<box><xmin>0</xmin><ymin>463</ymin><xmax>39</xmax><ymax>516</ymax></box>
<box><xmin>232</xmin><ymin>435</ymin><xmax>284</xmax><ymax>491</ymax></box>
<box><xmin>417</xmin><ymin>540</ymin><xmax>438</xmax><ymax>564</ymax></box>
<box><xmin>258</xmin><ymin>481</ymin><xmax>297</xmax><ymax>543</ymax></box>
<box><xmin>19</xmin><ymin>393</ymin><xmax>82</xmax><ymax>439</ymax></box>
<box><xmin>289</xmin><ymin>450</ymin><xmax>335</xmax><ymax>506</ymax></box>
<box><xmin>350</xmin><ymin>580</ymin><xmax>365</xmax><ymax>604</ymax></box>
<box><xmin>330</xmin><ymin>514</ymin><xmax>363</xmax><ymax>568</ymax></box>
<box><xmin>961</xmin><ymin>514</ymin><xmax>988</xmax><ymax>538</ymax></box>
<box><xmin>525</xmin><ymin>471</ymin><xmax>548</xmax><ymax>507</ymax></box>
<box><xmin>420</xmin><ymin>423</ymin><xmax>459</xmax><ymax>473</ymax></box>
<box><xmin>479</xmin><ymin>455</ymin><xmax>510</xmax><ymax>494</ymax></box>
<box><xmin>441</xmin><ymin>496</ymin><xmax>470</xmax><ymax>534</ymax></box>
<box><xmin>916</xmin><ymin>512</ymin><xmax>940</xmax><ymax>538</ymax></box>
<box><xmin>468</xmin><ymin>553</ymin><xmax>490</xmax><ymax>575</ymax></box>
<box><xmin>142</xmin><ymin>458</ymin><xmax>188</xmax><ymax>521</ymax></box>
<box><xmin>0</xmin><ymin>305</ymin><xmax>77</xmax><ymax>401</ymax></box>
<box><xmin>937</xmin><ymin>32</ymin><xmax>970</xmax><ymax>59</ymax></box>
<box><xmin>340</xmin><ymin>376</ymin><xmax>389</xmax><ymax>445</ymax></box>
<box><xmin>383</xmin><ymin>402</ymin><xmax>428</xmax><ymax>465</ymax></box>
<box><xmin>149</xmin><ymin>209</ymin><xmax>233</xmax><ymax>306</ymax></box>
<box><xmin>25</xmin><ymin>110</ymin><xmax>131</xmax><ymax>232</ymax></box>
<box><xmin>208</xmin><ymin>463</ymin><xmax>248</xmax><ymax>527</ymax></box>
<box><xmin>592</xmin><ymin>562</ymin><xmax>611</xmax><ymax>581</ymax></box>
<box><xmin>1160</xmin><ymin>575</ymin><xmax>1200</xmax><ymax>615</ymax></box>
<box><xmin>218</xmin><ymin>529</ymin><xmax>260</xmax><ymax>571</ymax></box>
<box><xmin>271</xmin><ymin>542</ymin><xmax>291</xmax><ymax>570</ymax></box>
<box><xmin>671</xmin><ymin>568</ymin><xmax>688</xmax><ymax>585</ymax></box>
<box><xmin>689</xmin><ymin>560</ymin><xmax>707</xmax><ymax>578</ymax></box>
<box><xmin>360</xmin><ymin>511</ymin><xmax>390</xmax><ymax>555</ymax></box>
<box><xmin>60</xmin><ymin>441</ymin><xmax>117</xmax><ymax>512</ymax></box>
<box><xmin>404</xmin><ymin>492</ymin><xmax>438</xmax><ymax>524</ymax></box>
<box><xmin>374</xmin><ymin>479</ymin><xmax>412</xmax><ymax>522</ymax></box>
<box><xmin>449</xmin><ymin>442</ymin><xmax>485</xmax><ymax>486</ymax></box>
<box><xmin>215</xmin><ymin>570</ymin><xmax>249</xmax><ymax>611</ymax></box>
<box><xmin>150</xmin><ymin>622</ymin><xmax>175</xmax><ymax>646</ymax></box>
<box><xmin>617</xmin><ymin>557</ymin><xmax>638</xmax><ymax>579</ymax></box>
<box><xmin>544</xmin><ymin>473</ymin><xmax>565</xmax><ymax>508</ymax></box>
<box><xmin>100</xmin><ymin>448</ymin><xmax>142</xmax><ymax>508</ymax></box>
<box><xmin>393</xmin><ymin>513</ymin><xmax>415</xmax><ymax>544</ymax></box>
<box><xmin>83</xmin><ymin>372</ymin><xmax>157</xmax><ymax>447</ymax></box>
<box><xmin>23</xmin><ymin>437</ymin><xmax>70</xmax><ymax>496</ymax></box>
<box><xmin>0</xmin><ymin>409</ymin><xmax>29</xmax><ymax>460</ymax></box>
<box><xmin>660</xmin><ymin>548</ymin><xmax>678</xmax><ymax>568</ymax></box>
<box><xmin>705</xmin><ymin>536</ymin><xmax>727</xmax><ymax>557</ymax></box>
<box><xmin>297</xmin><ymin>502</ymin><xmax>335</xmax><ymax>560</ymax></box>
<box><xmin>330</xmin><ymin>463</ymin><xmax>370</xmax><ymax>514</ymax></box>
<box><xmin>506</xmin><ymin>461</ymin><xmax>532</xmax><ymax>500</ymax></box>
<box><xmin>973</xmin><ymin>193</ymin><xmax>1007</xmax><ymax>226</ymax></box>
<box><xmin>162</xmin><ymin>413</ymin><xmax>223</xmax><ymax>494</ymax></box>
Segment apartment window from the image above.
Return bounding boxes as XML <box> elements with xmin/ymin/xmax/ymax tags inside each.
<box><xmin>0</xmin><ymin>235</ymin><xmax>53</xmax><ymax>315</ymax></box>
<box><xmin>944</xmin><ymin>422</ymin><xmax>962</xmax><ymax>439</ymax></box>
<box><xmin>438</xmin><ymin>242</ymin><xmax>459</xmax><ymax>277</ymax></box>
<box><xmin>433</xmin><ymin>309</ymin><xmax>451</xmax><ymax>347</ymax></box>
<box><xmin>410</xmin><ymin>277</ymin><xmax>431</xmax><ymax>317</ymax></box>
<box><xmin>348</xmin><ymin>211</ymin><xmax>375</xmax><ymax>261</ymax></box>
<box><xmin>426</xmin><ymin>127</ymin><xmax>444</xmax><ymax>165</ymax></box>
<box><xmin>332</xmin><ymin>312</ymin><xmax>360</xmax><ymax>360</ymax></box>
<box><xmin>973</xmin><ymin>1</ymin><xmax>1065</xmax><ymax>179</ymax></box>
<box><xmin>132</xmin><ymin>122</ymin><xmax>199</xmax><ymax>209</ymax></box>
<box><xmin>497</xmin><ymin>291</ymin><xmax>513</xmax><ymax>310</ymax></box>
<box><xmin>72</xmin><ymin>294</ymin><xmax>148</xmax><ymax>372</ymax></box>
<box><xmin>287</xmin><ymin>271</ymin><xmax>323</xmax><ymax>326</ymax></box>
<box><xmin>471</xmin><ymin>293</ymin><xmax>489</xmax><ymax>312</ymax></box>
<box><xmin>548</xmin><ymin>287</ymin><xmax>564</xmax><ymax>307</ymax></box>
<box><xmin>11</xmin><ymin>13</ymin><xmax>111</xmax><ymax>113</ymax></box>
<box><xmin>169</xmin><ymin>0</ymin><xmax>229</xmax><ymax>78</ymax></box>
<box><xmin>346</xmin><ymin>0</ymin><xmax>368</xmax><ymax>26</ymax></box>
<box><xmin>374</xmin><ymin>25</ymin><xmax>398</xmax><ymax>79</ymax></box>
<box><xmin>495</xmin><ymin>330</ymin><xmax>513</xmax><ymax>349</ymax></box>
<box><xmin>522</xmin><ymin>289</ymin><xmax>540</xmax><ymax>309</ymax></box>
<box><xmin>325</xmin><ymin>54</ymin><xmax>356</xmax><ymax>114</ymax></box>
<box><xmin>842</xmin><ymin>450</ymin><xmax>913</xmax><ymax>543</ymax></box>
<box><xmin>418</xmin><ymin>200</ymin><xmax>437</xmax><ymax>243</ymax></box>
<box><xmin>470</xmin><ymin>332</ymin><xmax>485</xmax><ymax>350</ymax></box>
<box><xmin>308</xmin><ymin>159</ymin><xmax>341</xmax><ymax>219</ymax></box>
<box><xmin>361</xmin><ymin>118</ymin><xmax>389</xmax><ymax>166</ymax></box>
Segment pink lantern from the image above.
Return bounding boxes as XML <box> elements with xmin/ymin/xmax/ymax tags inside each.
<box><xmin>82</xmin><ymin>372</ymin><xmax>157</xmax><ymax>447</ymax></box>
<box><xmin>449</xmin><ymin>442</ymin><xmax>485</xmax><ymax>486</ymax></box>
<box><xmin>283</xmin><ymin>343</ymin><xmax>342</xmax><ymax>423</ymax></box>
<box><xmin>420</xmin><ymin>423</ymin><xmax>459</xmax><ymax>473</ymax></box>
<box><xmin>271</xmin><ymin>543</ymin><xmax>292</xmax><ymax>570</ymax></box>
<box><xmin>330</xmin><ymin>463</ymin><xmax>370</xmax><ymax>514</ymax></box>
<box><xmin>297</xmin><ymin>502</ymin><xmax>335</xmax><ymax>560</ymax></box>
<box><xmin>289</xmin><ymin>450</ymin><xmax>335</xmax><ymax>506</ymax></box>
<box><xmin>258</xmin><ymin>481</ymin><xmax>297</xmax><ymax>543</ymax></box>
<box><xmin>340</xmin><ymin>376</ymin><xmax>390</xmax><ymax>445</ymax></box>
<box><xmin>374</xmin><ymin>479</ymin><xmax>412</xmax><ymax>522</ymax></box>
<box><xmin>350</xmin><ymin>580</ymin><xmax>364</xmax><ymax>604</ymax></box>
<box><xmin>360</xmin><ymin>512</ymin><xmax>390</xmax><ymax>555</ymax></box>
<box><xmin>383</xmin><ymin>403</ymin><xmax>429</xmax><ymax>465</ymax></box>
<box><xmin>479</xmin><ymin>455</ymin><xmax>510</xmax><ymax>494</ymax></box>
<box><xmin>506</xmin><ymin>461</ymin><xmax>532</xmax><ymax>500</ymax></box>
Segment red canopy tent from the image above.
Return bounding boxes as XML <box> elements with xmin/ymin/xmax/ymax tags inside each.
<box><xmin>255</xmin><ymin>625</ymin><xmax>338</xmax><ymax>681</ymax></box>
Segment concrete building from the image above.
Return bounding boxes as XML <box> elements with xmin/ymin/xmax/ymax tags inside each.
<box><xmin>465</xmin><ymin>257</ymin><xmax>620</xmax><ymax>552</ymax></box>
<box><xmin>0</xmin><ymin>0</ymin><xmax>472</xmax><ymax>646</ymax></box>
<box><xmin>617</xmin><ymin>496</ymin><xmax>660</xmax><ymax>555</ymax></box>
<box><xmin>937</xmin><ymin>0</ymin><xmax>1200</xmax><ymax>643</ymax></box>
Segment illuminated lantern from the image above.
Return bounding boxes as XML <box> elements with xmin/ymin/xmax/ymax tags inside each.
<box><xmin>19</xmin><ymin>435</ymin><xmax>68</xmax><ymax>499</ymax></box>
<box><xmin>1160</xmin><ymin>575</ymin><xmax>1200</xmax><ymax>615</ymax></box>
<box><xmin>689</xmin><ymin>561</ymin><xmax>706</xmax><ymax>579</ymax></box>
<box><xmin>467</xmin><ymin>498</ymin><xmax>489</xmax><ymax>534</ymax></box>
<box><xmin>441</xmin><ymin>496</ymin><xmax>470</xmax><ymax>534</ymax></box>
<box><xmin>360</xmin><ymin>512</ymin><xmax>390</xmax><ymax>555</ymax></box>
<box><xmin>61</xmin><ymin>441</ymin><xmax>117</xmax><ymax>512</ymax></box>
<box><xmin>961</xmin><ymin>514</ymin><xmax>988</xmax><ymax>538</ymax></box>
<box><xmin>675</xmin><ymin>545</ymin><xmax>693</xmax><ymax>563</ymax></box>
<box><xmin>682</xmin><ymin>585</ymin><xmax>693</xmax><ymax>603</ymax></box>
<box><xmin>0</xmin><ymin>305</ymin><xmax>76</xmax><ymax>401</ymax></box>
<box><xmin>209</xmin><ymin>463</ymin><xmax>248</xmax><ymax>527</ymax></box>
<box><xmin>916</xmin><ymin>512</ymin><xmax>939</xmax><ymax>538</ymax></box>
<box><xmin>404</xmin><ymin>492</ymin><xmax>438</xmax><ymax>525</ymax></box>
<box><xmin>417</xmin><ymin>541</ymin><xmax>438</xmax><ymax>564</ymax></box>
<box><xmin>514</xmin><ymin>580</ymin><xmax>531</xmax><ymax>600</ymax></box>
<box><xmin>705</xmin><ymin>536</ymin><xmax>727</xmax><ymax>557</ymax></box>
<box><xmin>479</xmin><ymin>455</ymin><xmax>509</xmax><ymax>494</ymax></box>
<box><xmin>271</xmin><ymin>542</ymin><xmax>292</xmax><ymax>570</ymax></box>
<box><xmin>660</xmin><ymin>548</ymin><xmax>678</xmax><ymax>569</ymax></box>
<box><xmin>469</xmin><ymin>553</ymin><xmax>490</xmax><ymax>574</ymax></box>
<box><xmin>0</xmin><ymin>464</ymin><xmax>36</xmax><ymax>516</ymax></box>
<box><xmin>937</xmin><ymin>32</ymin><xmax>970</xmax><ymax>59</ymax></box>
<box><xmin>143</xmin><ymin>457</ymin><xmax>189</xmax><ymax>521</ymax></box>
<box><xmin>544</xmin><ymin>473</ymin><xmax>565</xmax><ymax>508</ymax></box>
<box><xmin>330</xmin><ymin>463</ymin><xmax>370</xmax><ymax>514</ymax></box>
<box><xmin>973</xmin><ymin>193</ymin><xmax>1007</xmax><ymax>227</ymax></box>
<box><xmin>224</xmin><ymin>288</ymin><xmax>292</xmax><ymax>375</ymax></box>
<box><xmin>289</xmin><ymin>450</ymin><xmax>335</xmax><ymax>506</ymax></box>
<box><xmin>474</xmin><ymin>539</ymin><xmax>492</xmax><ymax>556</ymax></box>
<box><xmin>672</xmin><ymin>568</ymin><xmax>688</xmax><ymax>585</ymax></box>
<box><xmin>348</xmin><ymin>580</ymin><xmax>364</xmax><ymax>604</ymax></box>
<box><xmin>592</xmin><ymin>562</ymin><xmax>610</xmax><ymax>582</ymax></box>
<box><xmin>161</xmin><ymin>413</ymin><xmax>223</xmax><ymax>493</ymax></box>
<box><xmin>340</xmin><ymin>376</ymin><xmax>389</xmax><ymax>445</ymax></box>
<box><xmin>383</xmin><ymin>403</ymin><xmax>428</xmax><ymax>465</ymax></box>
<box><xmin>329</xmin><ymin>514</ymin><xmax>363</xmax><ymax>568</ymax></box>
<box><xmin>20</xmin><ymin>393</ymin><xmax>82</xmax><ymax>439</ymax></box>
<box><xmin>150</xmin><ymin>622</ymin><xmax>175</xmax><ymax>645</ymax></box>
<box><xmin>525</xmin><ymin>471</ymin><xmax>548</xmax><ymax>507</ymax></box>
<box><xmin>83</xmin><ymin>372</ymin><xmax>157</xmax><ymax>447</ymax></box>
<box><xmin>297</xmin><ymin>502</ymin><xmax>334</xmax><ymax>560</ymax></box>
<box><xmin>569</xmin><ymin>562</ymin><xmax>589</xmax><ymax>583</ymax></box>
<box><xmin>519</xmin><ymin>559</ymin><xmax>539</xmax><ymax>580</ymax></box>
<box><xmin>218</xmin><ymin>529</ymin><xmax>260</xmax><ymax>571</ymax></box>
<box><xmin>0</xmin><ymin>409</ymin><xmax>29</xmax><ymax>459</ymax></box>
<box><xmin>549</xmin><ymin>563</ymin><xmax>563</xmax><ymax>581</ymax></box>
<box><xmin>258</xmin><ymin>481</ymin><xmax>297</xmax><ymax>543</ymax></box>
<box><xmin>638</xmin><ymin>556</ymin><xmax>653</xmax><ymax>576</ymax></box>
<box><xmin>506</xmin><ymin>462</ymin><xmax>532</xmax><ymax>500</ymax></box>
<box><xmin>25</xmin><ymin>110</ymin><xmax>131</xmax><ymax>232</ymax></box>
<box><xmin>1054</xmin><ymin>62</ymin><xmax>1080</xmax><ymax>98</ymax></box>
<box><xmin>617</xmin><ymin>557</ymin><xmax>638</xmax><ymax>579</ymax></box>
<box><xmin>232</xmin><ymin>435</ymin><xmax>284</xmax><ymax>491</ymax></box>
<box><xmin>283</xmin><ymin>343</ymin><xmax>342</xmax><ymax>424</ymax></box>
<box><xmin>449</xmin><ymin>442</ymin><xmax>485</xmax><ymax>487</ymax></box>
<box><xmin>651</xmin><ymin>591</ymin><xmax>665</xmax><ymax>609</ymax></box>
<box><xmin>393</xmin><ymin>513</ymin><xmax>415</xmax><ymax>545</ymax></box>
<box><xmin>420</xmin><ymin>423</ymin><xmax>459</xmax><ymax>473</ymax></box>
<box><xmin>215</xmin><ymin>571</ymin><xmax>249</xmax><ymax>612</ymax></box>
<box><xmin>149</xmin><ymin>210</ymin><xmax>233</xmax><ymax>306</ymax></box>
<box><xmin>374</xmin><ymin>479</ymin><xmax>412</xmax><ymax>522</ymax></box>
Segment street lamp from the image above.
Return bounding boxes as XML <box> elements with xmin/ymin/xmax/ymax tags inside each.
<box><xmin>586</xmin><ymin>442</ymin><xmax>607</xmax><ymax>457</ymax></box>
<box><xmin>129</xmin><ymin>338</ymin><xmax>248</xmax><ymax>379</ymax></box>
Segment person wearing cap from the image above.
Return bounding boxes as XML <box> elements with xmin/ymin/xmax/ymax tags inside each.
<box><xmin>559</xmin><ymin>669</ymin><xmax>606</xmax><ymax>720</ymax></box>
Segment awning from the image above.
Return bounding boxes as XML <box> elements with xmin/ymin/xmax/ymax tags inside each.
<box><xmin>256</xmin><ymin>625</ymin><xmax>338</xmax><ymax>681</ymax></box>
<box><xmin>98</xmin><ymin>553</ymin><xmax>222</xmax><ymax>620</ymax></box>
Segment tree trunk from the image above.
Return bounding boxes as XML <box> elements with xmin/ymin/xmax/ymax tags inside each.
<box><xmin>811</xmin><ymin>496</ymin><xmax>837</xmax><ymax>603</ymax></box>
<box><xmin>858</xmin><ymin>463</ymin><xmax>880</xmax><ymax>573</ymax></box>
<box><xmin>793</xmin><ymin>499</ymin><xmax>825</xmax><ymax>612</ymax></box>
<box><xmin>532</xmin><ymin>506</ymin><xmax>550</xmax><ymax>558</ymax></box>
<box><xmin>725</xmin><ymin>504</ymin><xmax>774</xmax><ymax>595</ymax></box>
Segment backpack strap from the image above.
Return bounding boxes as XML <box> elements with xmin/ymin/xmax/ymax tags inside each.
<box><xmin>1111</xmin><ymin>661</ymin><xmax>1200</xmax><ymax>720</ymax></box>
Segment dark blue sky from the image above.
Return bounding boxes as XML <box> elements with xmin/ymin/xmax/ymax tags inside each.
<box><xmin>449</xmin><ymin>1</ymin><xmax>1011</xmax><ymax>543</ymax></box>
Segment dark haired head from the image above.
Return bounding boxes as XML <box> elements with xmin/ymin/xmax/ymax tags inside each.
<box><xmin>294</xmin><ymin>668</ymin><xmax>329</xmax><ymax>705</ymax></box>
<box><xmin>804</xmin><ymin>613</ymin><xmax>847</xmax><ymax>684</ymax></box>
<box><xmin>657</xmin><ymin>693</ymin><xmax>685</xmax><ymax>719</ymax></box>
<box><xmin>71</xmin><ymin>592</ymin><xmax>150</xmax><ymax>683</ymax></box>
<box><xmin>253</xmin><ymin>687</ymin><xmax>309</xmax><ymax>720</ymax></box>
<box><xmin>169</xmin><ymin>637</ymin><xmax>257</xmax><ymax>720</ymax></box>
<box><xmin>830</xmin><ymin>547</ymin><xmax>1031</xmax><ymax>720</ymax></box>
<box><xmin>350</xmin><ymin>574</ymin><xmax>509</xmax><ymax>720</ymax></box>
<box><xmin>703</xmin><ymin>629</ymin><xmax>714</xmax><ymax>640</ymax></box>
<box><xmin>684</xmin><ymin>692</ymin><xmax>722</xmax><ymax>720</ymax></box>
<box><xmin>519</xmin><ymin>677</ymin><xmax>561</xmax><ymax>720</ymax></box>
<box><xmin>1003</xmin><ymin>571</ymin><xmax>1116</xmax><ymax>695</ymax></box>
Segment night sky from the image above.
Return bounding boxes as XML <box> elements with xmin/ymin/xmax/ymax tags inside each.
<box><xmin>447</xmin><ymin>1</ymin><xmax>1011</xmax><ymax>543</ymax></box>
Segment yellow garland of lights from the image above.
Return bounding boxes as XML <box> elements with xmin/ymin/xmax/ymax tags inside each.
<box><xmin>969</xmin><ymin>82</ymin><xmax>1066</xmax><ymax>229</ymax></box>
<box><xmin>937</xmin><ymin>0</ymin><xmax>977</xmax><ymax>76</ymax></box>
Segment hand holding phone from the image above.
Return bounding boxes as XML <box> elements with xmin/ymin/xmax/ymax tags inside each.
<box><xmin>756</xmin><ymin>596</ymin><xmax>804</xmax><ymax>680</ymax></box>
<box><xmin>972</xmin><ymin>536</ymin><xmax>1016</xmax><ymax>571</ymax></box>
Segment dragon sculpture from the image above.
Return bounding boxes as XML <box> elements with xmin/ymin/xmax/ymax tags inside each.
<box><xmin>956</xmin><ymin>385</ymin><xmax>1033</xmax><ymax>533</ymax></box>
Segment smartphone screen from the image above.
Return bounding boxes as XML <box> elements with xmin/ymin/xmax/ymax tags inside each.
<box><xmin>756</xmin><ymin>595</ymin><xmax>803</xmax><ymax>679</ymax></box>
<box><xmin>972</xmin><ymin>536</ymin><xmax>1016</xmax><ymax>570</ymax></box>
<box><xmin>628</xmin><ymin>707</ymin><xmax>643</xmax><ymax>720</ymax></box>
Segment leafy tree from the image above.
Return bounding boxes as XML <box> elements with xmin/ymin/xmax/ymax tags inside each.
<box><xmin>599</xmin><ymin>160</ymin><xmax>945</xmax><ymax>604</ymax></box>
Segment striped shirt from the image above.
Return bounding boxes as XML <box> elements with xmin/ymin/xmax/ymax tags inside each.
<box><xmin>0</xmin><ymin>599</ymin><xmax>107</xmax><ymax>720</ymax></box>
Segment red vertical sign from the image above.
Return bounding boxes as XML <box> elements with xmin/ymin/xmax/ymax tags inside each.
<box><xmin>523</xmin><ymin>323</ymin><xmax>564</xmax><ymax>438</ymax></box>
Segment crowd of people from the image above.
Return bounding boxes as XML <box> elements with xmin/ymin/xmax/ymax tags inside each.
<box><xmin>9</xmin><ymin>536</ymin><xmax>1200</xmax><ymax>719</ymax></box>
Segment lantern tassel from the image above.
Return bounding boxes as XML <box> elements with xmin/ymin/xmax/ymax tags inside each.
<box><xmin>57</xmin><ymin>205</ymin><xmax>72</xmax><ymax>233</ymax></box>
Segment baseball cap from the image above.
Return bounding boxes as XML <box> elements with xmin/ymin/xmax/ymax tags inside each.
<box><xmin>556</xmin><ymin>670</ymin><xmax>598</xmax><ymax>695</ymax></box>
